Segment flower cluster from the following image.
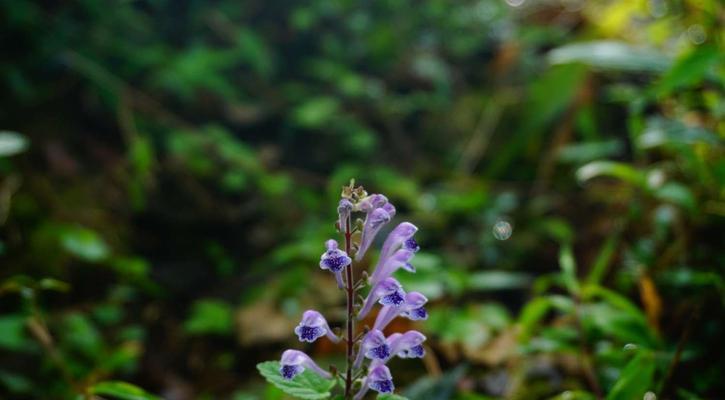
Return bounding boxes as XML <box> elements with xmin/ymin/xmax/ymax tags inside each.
<box><xmin>277</xmin><ymin>183</ymin><xmax>428</xmax><ymax>399</ymax></box>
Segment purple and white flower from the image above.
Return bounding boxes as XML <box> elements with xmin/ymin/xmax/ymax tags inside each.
<box><xmin>355</xmin><ymin>194</ymin><xmax>394</xmax><ymax>261</ymax></box>
<box><xmin>374</xmin><ymin>291</ymin><xmax>428</xmax><ymax>330</ymax></box>
<box><xmin>368</xmin><ymin>248</ymin><xmax>416</xmax><ymax>287</ymax></box>
<box><xmin>279</xmin><ymin>350</ymin><xmax>331</xmax><ymax>380</ymax></box>
<box><xmin>369</xmin><ymin>222</ymin><xmax>419</xmax><ymax>283</ymax></box>
<box><xmin>319</xmin><ymin>239</ymin><xmax>352</xmax><ymax>289</ymax></box>
<box><xmin>294</xmin><ymin>310</ymin><xmax>340</xmax><ymax>343</ymax></box>
<box><xmin>388</xmin><ymin>330</ymin><xmax>426</xmax><ymax>359</ymax></box>
<box><xmin>354</xmin><ymin>364</ymin><xmax>395</xmax><ymax>400</ymax></box>
<box><xmin>354</xmin><ymin>329</ymin><xmax>391</xmax><ymax>369</ymax></box>
<box><xmin>358</xmin><ymin>277</ymin><xmax>406</xmax><ymax>320</ymax></box>
<box><xmin>337</xmin><ymin>198</ymin><xmax>353</xmax><ymax>233</ymax></box>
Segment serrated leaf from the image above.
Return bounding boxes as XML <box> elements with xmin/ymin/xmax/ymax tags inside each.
<box><xmin>89</xmin><ymin>381</ymin><xmax>160</xmax><ymax>400</ymax></box>
<box><xmin>257</xmin><ymin>361</ymin><xmax>335</xmax><ymax>400</ymax></box>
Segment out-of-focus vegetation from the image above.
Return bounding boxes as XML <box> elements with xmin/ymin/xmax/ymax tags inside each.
<box><xmin>1</xmin><ymin>0</ymin><xmax>723</xmax><ymax>399</ymax></box>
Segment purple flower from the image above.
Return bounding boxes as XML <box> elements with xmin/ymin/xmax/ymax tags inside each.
<box><xmin>369</xmin><ymin>248</ymin><xmax>416</xmax><ymax>287</ymax></box>
<box><xmin>369</xmin><ymin>222</ymin><xmax>418</xmax><ymax>283</ymax></box>
<box><xmin>356</xmin><ymin>194</ymin><xmax>388</xmax><ymax>213</ymax></box>
<box><xmin>294</xmin><ymin>310</ymin><xmax>340</xmax><ymax>343</ymax></box>
<box><xmin>353</xmin><ymin>329</ymin><xmax>390</xmax><ymax>369</ymax></box>
<box><xmin>337</xmin><ymin>198</ymin><xmax>353</xmax><ymax>233</ymax></box>
<box><xmin>319</xmin><ymin>239</ymin><xmax>351</xmax><ymax>289</ymax></box>
<box><xmin>355</xmin><ymin>194</ymin><xmax>395</xmax><ymax>261</ymax></box>
<box><xmin>354</xmin><ymin>365</ymin><xmax>395</xmax><ymax>400</ymax></box>
<box><xmin>357</xmin><ymin>277</ymin><xmax>406</xmax><ymax>320</ymax></box>
<box><xmin>374</xmin><ymin>291</ymin><xmax>428</xmax><ymax>331</ymax></box>
<box><xmin>388</xmin><ymin>330</ymin><xmax>426</xmax><ymax>359</ymax></box>
<box><xmin>279</xmin><ymin>350</ymin><xmax>331</xmax><ymax>380</ymax></box>
<box><xmin>356</xmin><ymin>208</ymin><xmax>393</xmax><ymax>261</ymax></box>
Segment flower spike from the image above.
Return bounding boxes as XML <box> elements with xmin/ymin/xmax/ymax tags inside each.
<box><xmin>294</xmin><ymin>310</ymin><xmax>340</xmax><ymax>343</ymax></box>
<box><xmin>279</xmin><ymin>350</ymin><xmax>331</xmax><ymax>380</ymax></box>
<box><xmin>319</xmin><ymin>239</ymin><xmax>351</xmax><ymax>289</ymax></box>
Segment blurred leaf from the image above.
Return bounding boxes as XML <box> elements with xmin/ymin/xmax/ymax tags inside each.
<box><xmin>549</xmin><ymin>391</ymin><xmax>595</xmax><ymax>400</ymax></box>
<box><xmin>576</xmin><ymin>161</ymin><xmax>645</xmax><ymax>186</ymax></box>
<box><xmin>378</xmin><ymin>395</ymin><xmax>409</xmax><ymax>400</ymax></box>
<box><xmin>557</xmin><ymin>140</ymin><xmax>624</xmax><ymax>164</ymax></box>
<box><xmin>467</xmin><ymin>271</ymin><xmax>531</xmax><ymax>291</ymax></box>
<box><xmin>0</xmin><ymin>131</ymin><xmax>29</xmax><ymax>156</ymax></box>
<box><xmin>0</xmin><ymin>370</ymin><xmax>32</xmax><ymax>394</ymax></box>
<box><xmin>559</xmin><ymin>244</ymin><xmax>579</xmax><ymax>295</ymax></box>
<box><xmin>61</xmin><ymin>313</ymin><xmax>104</xmax><ymax>359</ymax></box>
<box><xmin>654</xmin><ymin>183</ymin><xmax>696</xmax><ymax>212</ymax></box>
<box><xmin>184</xmin><ymin>299</ymin><xmax>234</xmax><ymax>336</ymax></box>
<box><xmin>518</xmin><ymin>295</ymin><xmax>574</xmax><ymax>341</ymax></box>
<box><xmin>256</xmin><ymin>361</ymin><xmax>335</xmax><ymax>400</ymax></box>
<box><xmin>60</xmin><ymin>226</ymin><xmax>110</xmax><ymax>262</ymax></box>
<box><xmin>548</xmin><ymin>41</ymin><xmax>670</xmax><ymax>73</ymax></box>
<box><xmin>654</xmin><ymin>46</ymin><xmax>723</xmax><ymax>96</ymax></box>
<box><xmin>37</xmin><ymin>278</ymin><xmax>70</xmax><ymax>292</ymax></box>
<box><xmin>0</xmin><ymin>315</ymin><xmax>34</xmax><ymax>352</ymax></box>
<box><xmin>292</xmin><ymin>97</ymin><xmax>340</xmax><ymax>128</ymax></box>
<box><xmin>585</xmin><ymin>234</ymin><xmax>619</xmax><ymax>285</ymax></box>
<box><xmin>605</xmin><ymin>352</ymin><xmax>655</xmax><ymax>400</ymax></box>
<box><xmin>402</xmin><ymin>365</ymin><xmax>466</xmax><ymax>400</ymax></box>
<box><xmin>637</xmin><ymin>117</ymin><xmax>719</xmax><ymax>150</ymax></box>
<box><xmin>580</xmin><ymin>302</ymin><xmax>654</xmax><ymax>346</ymax></box>
<box><xmin>89</xmin><ymin>381</ymin><xmax>160</xmax><ymax>400</ymax></box>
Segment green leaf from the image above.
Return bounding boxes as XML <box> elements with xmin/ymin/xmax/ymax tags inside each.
<box><xmin>585</xmin><ymin>234</ymin><xmax>619</xmax><ymax>285</ymax></box>
<box><xmin>654</xmin><ymin>45</ymin><xmax>723</xmax><ymax>96</ymax></box>
<box><xmin>292</xmin><ymin>97</ymin><xmax>340</xmax><ymax>128</ymax></box>
<box><xmin>89</xmin><ymin>381</ymin><xmax>160</xmax><ymax>400</ymax></box>
<box><xmin>378</xmin><ymin>395</ymin><xmax>409</xmax><ymax>400</ymax></box>
<box><xmin>605</xmin><ymin>352</ymin><xmax>656</xmax><ymax>400</ymax></box>
<box><xmin>402</xmin><ymin>365</ymin><xmax>466</xmax><ymax>400</ymax></box>
<box><xmin>467</xmin><ymin>271</ymin><xmax>531</xmax><ymax>291</ymax></box>
<box><xmin>0</xmin><ymin>131</ymin><xmax>29</xmax><ymax>157</ymax></box>
<box><xmin>637</xmin><ymin>117</ymin><xmax>719</xmax><ymax>150</ymax></box>
<box><xmin>654</xmin><ymin>183</ymin><xmax>696</xmax><ymax>212</ymax></box>
<box><xmin>184</xmin><ymin>299</ymin><xmax>234</xmax><ymax>336</ymax></box>
<box><xmin>0</xmin><ymin>315</ymin><xmax>35</xmax><ymax>352</ymax></box>
<box><xmin>557</xmin><ymin>140</ymin><xmax>624</xmax><ymax>164</ymax></box>
<box><xmin>548</xmin><ymin>41</ymin><xmax>670</xmax><ymax>73</ymax></box>
<box><xmin>59</xmin><ymin>226</ymin><xmax>110</xmax><ymax>262</ymax></box>
<box><xmin>256</xmin><ymin>361</ymin><xmax>335</xmax><ymax>400</ymax></box>
<box><xmin>37</xmin><ymin>278</ymin><xmax>70</xmax><ymax>292</ymax></box>
<box><xmin>576</xmin><ymin>161</ymin><xmax>645</xmax><ymax>187</ymax></box>
<box><xmin>559</xmin><ymin>244</ymin><xmax>579</xmax><ymax>295</ymax></box>
<box><xmin>549</xmin><ymin>391</ymin><xmax>596</xmax><ymax>400</ymax></box>
<box><xmin>518</xmin><ymin>295</ymin><xmax>574</xmax><ymax>341</ymax></box>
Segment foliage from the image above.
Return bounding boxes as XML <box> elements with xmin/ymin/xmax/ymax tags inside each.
<box><xmin>1</xmin><ymin>0</ymin><xmax>723</xmax><ymax>399</ymax></box>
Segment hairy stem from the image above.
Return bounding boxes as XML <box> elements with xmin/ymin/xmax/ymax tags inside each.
<box><xmin>344</xmin><ymin>215</ymin><xmax>355</xmax><ymax>399</ymax></box>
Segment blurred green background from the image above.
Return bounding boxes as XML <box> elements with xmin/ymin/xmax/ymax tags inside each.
<box><xmin>1</xmin><ymin>0</ymin><xmax>723</xmax><ymax>399</ymax></box>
